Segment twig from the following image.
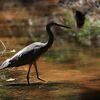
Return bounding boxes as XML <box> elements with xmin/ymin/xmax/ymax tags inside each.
<box><xmin>0</xmin><ymin>40</ymin><xmax>6</xmax><ymax>56</ymax></box>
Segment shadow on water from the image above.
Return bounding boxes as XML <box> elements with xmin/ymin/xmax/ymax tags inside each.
<box><xmin>80</xmin><ymin>89</ymin><xmax>100</xmax><ymax>100</ymax></box>
<box><xmin>4</xmin><ymin>81</ymin><xmax>84</xmax><ymax>90</ymax></box>
<box><xmin>58</xmin><ymin>88</ymin><xmax>100</xmax><ymax>100</ymax></box>
<box><xmin>0</xmin><ymin>81</ymin><xmax>100</xmax><ymax>100</ymax></box>
<box><xmin>0</xmin><ymin>81</ymin><xmax>83</xmax><ymax>100</ymax></box>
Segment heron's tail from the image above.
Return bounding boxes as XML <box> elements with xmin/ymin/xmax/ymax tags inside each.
<box><xmin>0</xmin><ymin>59</ymin><xmax>10</xmax><ymax>70</ymax></box>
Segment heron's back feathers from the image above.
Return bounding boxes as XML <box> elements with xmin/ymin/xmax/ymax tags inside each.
<box><xmin>11</xmin><ymin>42</ymin><xmax>45</xmax><ymax>59</ymax></box>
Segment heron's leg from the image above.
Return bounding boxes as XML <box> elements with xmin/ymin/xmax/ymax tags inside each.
<box><xmin>27</xmin><ymin>63</ymin><xmax>32</xmax><ymax>85</ymax></box>
<box><xmin>34</xmin><ymin>62</ymin><xmax>45</xmax><ymax>82</ymax></box>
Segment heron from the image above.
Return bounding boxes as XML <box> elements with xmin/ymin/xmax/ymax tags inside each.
<box><xmin>0</xmin><ymin>22</ymin><xmax>71</xmax><ymax>85</ymax></box>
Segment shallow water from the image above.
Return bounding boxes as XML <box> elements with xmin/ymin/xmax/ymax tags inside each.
<box><xmin>0</xmin><ymin>81</ymin><xmax>84</xmax><ymax>100</ymax></box>
<box><xmin>0</xmin><ymin>69</ymin><xmax>78</xmax><ymax>100</ymax></box>
<box><xmin>0</xmin><ymin>65</ymin><xmax>100</xmax><ymax>100</ymax></box>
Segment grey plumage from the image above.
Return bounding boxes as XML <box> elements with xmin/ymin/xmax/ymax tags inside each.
<box><xmin>0</xmin><ymin>42</ymin><xmax>45</xmax><ymax>68</ymax></box>
<box><xmin>0</xmin><ymin>22</ymin><xmax>71</xmax><ymax>84</ymax></box>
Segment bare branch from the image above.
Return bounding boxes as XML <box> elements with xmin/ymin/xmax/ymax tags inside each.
<box><xmin>0</xmin><ymin>40</ymin><xmax>6</xmax><ymax>56</ymax></box>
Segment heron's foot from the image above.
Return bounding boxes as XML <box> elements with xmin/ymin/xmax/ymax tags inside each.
<box><xmin>27</xmin><ymin>80</ymin><xmax>30</xmax><ymax>85</ymax></box>
<box><xmin>37</xmin><ymin>77</ymin><xmax>45</xmax><ymax>82</ymax></box>
<box><xmin>27</xmin><ymin>77</ymin><xmax>30</xmax><ymax>85</ymax></box>
<box><xmin>27</xmin><ymin>82</ymin><xmax>31</xmax><ymax>85</ymax></box>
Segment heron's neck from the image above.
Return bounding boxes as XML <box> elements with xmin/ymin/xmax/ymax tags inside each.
<box><xmin>45</xmin><ymin>24</ymin><xmax>54</xmax><ymax>48</ymax></box>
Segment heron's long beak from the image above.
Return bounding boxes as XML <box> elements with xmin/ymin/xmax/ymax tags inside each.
<box><xmin>56</xmin><ymin>23</ymin><xmax>71</xmax><ymax>29</ymax></box>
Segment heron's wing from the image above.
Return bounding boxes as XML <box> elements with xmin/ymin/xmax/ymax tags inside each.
<box><xmin>10</xmin><ymin>42</ymin><xmax>45</xmax><ymax>62</ymax></box>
